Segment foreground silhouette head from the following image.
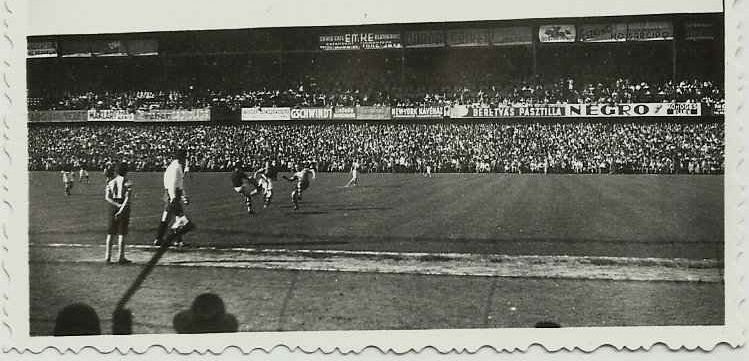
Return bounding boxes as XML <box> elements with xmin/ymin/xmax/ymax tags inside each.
<box><xmin>173</xmin><ymin>293</ymin><xmax>238</xmax><ymax>334</ymax></box>
<box><xmin>53</xmin><ymin>303</ymin><xmax>101</xmax><ymax>336</ymax></box>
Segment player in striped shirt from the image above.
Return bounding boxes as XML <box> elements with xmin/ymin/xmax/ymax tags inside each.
<box><xmin>104</xmin><ymin>162</ymin><xmax>132</xmax><ymax>264</ymax></box>
<box><xmin>282</xmin><ymin>163</ymin><xmax>316</xmax><ymax>211</ymax></box>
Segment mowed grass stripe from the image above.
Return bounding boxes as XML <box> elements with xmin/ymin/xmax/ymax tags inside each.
<box><xmin>31</xmin><ymin>243</ymin><xmax>722</xmax><ymax>283</ymax></box>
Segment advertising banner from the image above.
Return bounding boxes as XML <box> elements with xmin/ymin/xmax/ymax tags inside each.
<box><xmin>451</xmin><ymin>105</ymin><xmax>567</xmax><ymax>118</ymax></box>
<box><xmin>578</xmin><ymin>23</ymin><xmax>628</xmax><ymax>42</ymax></box>
<box><xmin>626</xmin><ymin>22</ymin><xmax>673</xmax><ymax>41</ymax></box>
<box><xmin>685</xmin><ymin>22</ymin><xmax>715</xmax><ymax>40</ymax></box>
<box><xmin>28</xmin><ymin>110</ymin><xmax>87</xmax><ymax>123</ymax></box>
<box><xmin>134</xmin><ymin>109</ymin><xmax>210</xmax><ymax>122</ymax></box>
<box><xmin>538</xmin><ymin>25</ymin><xmax>576</xmax><ymax>43</ymax></box>
<box><xmin>405</xmin><ymin>30</ymin><xmax>445</xmax><ymax>48</ymax></box>
<box><xmin>290</xmin><ymin>108</ymin><xmax>333</xmax><ymax>120</ymax></box>
<box><xmin>27</xmin><ymin>41</ymin><xmax>58</xmax><ymax>58</ymax></box>
<box><xmin>87</xmin><ymin>109</ymin><xmax>134</xmax><ymax>121</ymax></box>
<box><xmin>60</xmin><ymin>40</ymin><xmax>92</xmax><ymax>57</ymax></box>
<box><xmin>319</xmin><ymin>33</ymin><xmax>402</xmax><ymax>50</ymax></box>
<box><xmin>127</xmin><ymin>39</ymin><xmax>159</xmax><ymax>56</ymax></box>
<box><xmin>712</xmin><ymin>103</ymin><xmax>725</xmax><ymax>115</ymax></box>
<box><xmin>447</xmin><ymin>29</ymin><xmax>490</xmax><ymax>47</ymax></box>
<box><xmin>241</xmin><ymin>107</ymin><xmax>291</xmax><ymax>121</ymax></box>
<box><xmin>391</xmin><ymin>106</ymin><xmax>448</xmax><ymax>119</ymax></box>
<box><xmin>566</xmin><ymin>103</ymin><xmax>701</xmax><ymax>117</ymax></box>
<box><xmin>332</xmin><ymin>107</ymin><xmax>356</xmax><ymax>119</ymax></box>
<box><xmin>91</xmin><ymin>40</ymin><xmax>128</xmax><ymax>57</ymax></box>
<box><xmin>491</xmin><ymin>26</ymin><xmax>532</xmax><ymax>45</ymax></box>
<box><xmin>355</xmin><ymin>106</ymin><xmax>391</xmax><ymax>120</ymax></box>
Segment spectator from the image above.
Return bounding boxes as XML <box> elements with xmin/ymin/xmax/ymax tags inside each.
<box><xmin>28</xmin><ymin>122</ymin><xmax>725</xmax><ymax>175</ymax></box>
<box><xmin>53</xmin><ymin>303</ymin><xmax>101</xmax><ymax>336</ymax></box>
<box><xmin>173</xmin><ymin>293</ymin><xmax>239</xmax><ymax>334</ymax></box>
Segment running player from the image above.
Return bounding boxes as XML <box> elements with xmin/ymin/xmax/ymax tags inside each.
<box><xmin>231</xmin><ymin>162</ymin><xmax>264</xmax><ymax>215</ymax></box>
<box><xmin>344</xmin><ymin>159</ymin><xmax>360</xmax><ymax>187</ymax></box>
<box><xmin>259</xmin><ymin>159</ymin><xmax>280</xmax><ymax>208</ymax></box>
<box><xmin>282</xmin><ymin>164</ymin><xmax>316</xmax><ymax>210</ymax></box>
<box><xmin>61</xmin><ymin>167</ymin><xmax>75</xmax><ymax>196</ymax></box>
<box><xmin>104</xmin><ymin>162</ymin><xmax>132</xmax><ymax>264</ymax></box>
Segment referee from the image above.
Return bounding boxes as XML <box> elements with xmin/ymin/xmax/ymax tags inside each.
<box><xmin>154</xmin><ymin>149</ymin><xmax>195</xmax><ymax>247</ymax></box>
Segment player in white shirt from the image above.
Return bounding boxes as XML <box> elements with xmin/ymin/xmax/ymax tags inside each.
<box><xmin>154</xmin><ymin>149</ymin><xmax>195</xmax><ymax>247</ymax></box>
<box><xmin>344</xmin><ymin>160</ymin><xmax>360</xmax><ymax>187</ymax></box>
<box><xmin>76</xmin><ymin>160</ymin><xmax>89</xmax><ymax>183</ymax></box>
<box><xmin>282</xmin><ymin>164</ymin><xmax>316</xmax><ymax>210</ymax></box>
<box><xmin>61</xmin><ymin>167</ymin><xmax>75</xmax><ymax>196</ymax></box>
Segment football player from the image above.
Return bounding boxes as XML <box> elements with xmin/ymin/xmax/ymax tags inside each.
<box><xmin>61</xmin><ymin>166</ymin><xmax>75</xmax><ymax>196</ymax></box>
<box><xmin>231</xmin><ymin>162</ymin><xmax>265</xmax><ymax>215</ymax></box>
<box><xmin>344</xmin><ymin>159</ymin><xmax>360</xmax><ymax>187</ymax></box>
<box><xmin>282</xmin><ymin>163</ymin><xmax>316</xmax><ymax>210</ymax></box>
<box><xmin>104</xmin><ymin>162</ymin><xmax>133</xmax><ymax>264</ymax></box>
<box><xmin>154</xmin><ymin>149</ymin><xmax>195</xmax><ymax>248</ymax></box>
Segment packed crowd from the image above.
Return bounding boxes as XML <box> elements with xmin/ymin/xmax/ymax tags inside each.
<box><xmin>29</xmin><ymin>122</ymin><xmax>724</xmax><ymax>174</ymax></box>
<box><xmin>28</xmin><ymin>78</ymin><xmax>724</xmax><ymax>112</ymax></box>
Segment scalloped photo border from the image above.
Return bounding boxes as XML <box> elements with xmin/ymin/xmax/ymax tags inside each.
<box><xmin>0</xmin><ymin>0</ymin><xmax>746</xmax><ymax>356</ymax></box>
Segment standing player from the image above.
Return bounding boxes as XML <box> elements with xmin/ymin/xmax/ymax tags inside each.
<box><xmin>78</xmin><ymin>161</ymin><xmax>90</xmax><ymax>183</ymax></box>
<box><xmin>344</xmin><ymin>159</ymin><xmax>360</xmax><ymax>187</ymax></box>
<box><xmin>282</xmin><ymin>164</ymin><xmax>316</xmax><ymax>210</ymax></box>
<box><xmin>154</xmin><ymin>149</ymin><xmax>195</xmax><ymax>247</ymax></box>
<box><xmin>103</xmin><ymin>160</ymin><xmax>116</xmax><ymax>183</ymax></box>
<box><xmin>61</xmin><ymin>166</ymin><xmax>75</xmax><ymax>196</ymax></box>
<box><xmin>104</xmin><ymin>162</ymin><xmax>132</xmax><ymax>264</ymax></box>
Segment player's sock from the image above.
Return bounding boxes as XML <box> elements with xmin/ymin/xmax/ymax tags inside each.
<box><xmin>105</xmin><ymin>235</ymin><xmax>112</xmax><ymax>262</ymax></box>
<box><xmin>155</xmin><ymin>222</ymin><xmax>168</xmax><ymax>243</ymax></box>
<box><xmin>245</xmin><ymin>197</ymin><xmax>254</xmax><ymax>214</ymax></box>
<box><xmin>117</xmin><ymin>235</ymin><xmax>129</xmax><ymax>263</ymax></box>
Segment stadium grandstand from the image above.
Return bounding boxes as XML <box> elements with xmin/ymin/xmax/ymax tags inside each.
<box><xmin>27</xmin><ymin>13</ymin><xmax>724</xmax><ymax>174</ymax></box>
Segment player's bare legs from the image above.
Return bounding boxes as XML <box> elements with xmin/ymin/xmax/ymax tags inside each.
<box><xmin>104</xmin><ymin>234</ymin><xmax>113</xmax><ymax>263</ymax></box>
<box><xmin>291</xmin><ymin>190</ymin><xmax>300</xmax><ymax>210</ymax></box>
<box><xmin>116</xmin><ymin>235</ymin><xmax>131</xmax><ymax>264</ymax></box>
<box><xmin>263</xmin><ymin>190</ymin><xmax>272</xmax><ymax>208</ymax></box>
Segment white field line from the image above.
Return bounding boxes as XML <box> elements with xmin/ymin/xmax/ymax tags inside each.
<box><xmin>31</xmin><ymin>243</ymin><xmax>722</xmax><ymax>283</ymax></box>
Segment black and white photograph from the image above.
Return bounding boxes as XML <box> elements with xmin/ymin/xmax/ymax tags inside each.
<box><xmin>1</xmin><ymin>0</ymin><xmax>746</xmax><ymax>357</ymax></box>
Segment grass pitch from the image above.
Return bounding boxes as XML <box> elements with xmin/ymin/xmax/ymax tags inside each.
<box><xmin>28</xmin><ymin>172</ymin><xmax>725</xmax><ymax>334</ymax></box>
<box><xmin>30</xmin><ymin>172</ymin><xmax>724</xmax><ymax>260</ymax></box>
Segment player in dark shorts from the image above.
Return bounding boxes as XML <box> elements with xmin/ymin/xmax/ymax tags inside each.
<box><xmin>231</xmin><ymin>162</ymin><xmax>264</xmax><ymax>215</ymax></box>
<box><xmin>104</xmin><ymin>162</ymin><xmax>132</xmax><ymax>264</ymax></box>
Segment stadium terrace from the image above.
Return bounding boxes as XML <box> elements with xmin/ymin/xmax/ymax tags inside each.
<box><xmin>27</xmin><ymin>12</ymin><xmax>724</xmax><ymax>175</ymax></box>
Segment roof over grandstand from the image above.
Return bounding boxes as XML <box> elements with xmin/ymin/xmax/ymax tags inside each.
<box><xmin>28</xmin><ymin>0</ymin><xmax>723</xmax><ymax>36</ymax></box>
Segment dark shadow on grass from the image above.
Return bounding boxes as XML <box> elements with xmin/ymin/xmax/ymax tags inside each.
<box><xmin>288</xmin><ymin>211</ymin><xmax>329</xmax><ymax>215</ymax></box>
<box><xmin>327</xmin><ymin>207</ymin><xmax>392</xmax><ymax>212</ymax></box>
<box><xmin>167</xmin><ymin>259</ymin><xmax>317</xmax><ymax>265</ymax></box>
